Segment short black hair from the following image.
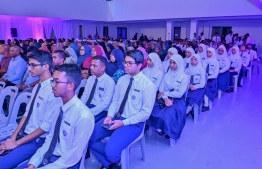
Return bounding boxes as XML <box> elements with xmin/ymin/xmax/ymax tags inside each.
<box><xmin>27</xmin><ymin>46</ymin><xmax>38</xmax><ymax>53</ymax></box>
<box><xmin>92</xmin><ymin>56</ymin><xmax>107</xmax><ymax>67</ymax></box>
<box><xmin>53</xmin><ymin>50</ymin><xmax>66</xmax><ymax>60</ymax></box>
<box><xmin>28</xmin><ymin>50</ymin><xmax>53</xmax><ymax>72</ymax></box>
<box><xmin>126</xmin><ymin>50</ymin><xmax>144</xmax><ymax>65</ymax></box>
<box><xmin>53</xmin><ymin>64</ymin><xmax>82</xmax><ymax>90</ymax></box>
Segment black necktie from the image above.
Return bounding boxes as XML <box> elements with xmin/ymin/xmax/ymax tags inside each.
<box><xmin>186</xmin><ymin>63</ymin><xmax>189</xmax><ymax>69</ymax></box>
<box><xmin>42</xmin><ymin>108</ymin><xmax>63</xmax><ymax>166</ymax></box>
<box><xmin>116</xmin><ymin>77</ymin><xmax>133</xmax><ymax>119</ymax></box>
<box><xmin>18</xmin><ymin>83</ymin><xmax>41</xmax><ymax>137</ymax></box>
<box><xmin>206</xmin><ymin>64</ymin><xmax>210</xmax><ymax>75</ymax></box>
<box><xmin>86</xmin><ymin>78</ymin><xmax>98</xmax><ymax>106</ymax></box>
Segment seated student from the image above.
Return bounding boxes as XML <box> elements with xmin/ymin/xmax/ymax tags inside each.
<box><xmin>202</xmin><ymin>48</ymin><xmax>219</xmax><ymax>112</ymax></box>
<box><xmin>0</xmin><ymin>51</ymin><xmax>59</xmax><ymax>169</ymax></box>
<box><xmin>226</xmin><ymin>46</ymin><xmax>242</xmax><ymax>93</ymax></box>
<box><xmin>142</xmin><ymin>52</ymin><xmax>163</xmax><ymax>90</ymax></box>
<box><xmin>184</xmin><ymin>47</ymin><xmax>196</xmax><ymax>69</ymax></box>
<box><xmin>105</xmin><ymin>49</ymin><xmax>125</xmax><ymax>83</ymax></box>
<box><xmin>89</xmin><ymin>50</ymin><xmax>156</xmax><ymax>169</ymax></box>
<box><xmin>238</xmin><ymin>44</ymin><xmax>251</xmax><ymax>87</ymax></box>
<box><xmin>197</xmin><ymin>43</ymin><xmax>207</xmax><ymax>60</ymax></box>
<box><xmin>137</xmin><ymin>46</ymin><xmax>148</xmax><ymax>69</ymax></box>
<box><xmin>52</xmin><ymin>50</ymin><xmax>66</xmax><ymax>66</ymax></box>
<box><xmin>0</xmin><ymin>45</ymin><xmax>27</xmax><ymax>86</ymax></box>
<box><xmin>82</xmin><ymin>45</ymin><xmax>106</xmax><ymax>69</ymax></box>
<box><xmin>185</xmin><ymin>54</ymin><xmax>206</xmax><ymax>114</ymax></box>
<box><xmin>217</xmin><ymin>45</ymin><xmax>231</xmax><ymax>92</ymax></box>
<box><xmin>77</xmin><ymin>45</ymin><xmax>91</xmax><ymax>67</ymax></box>
<box><xmin>247</xmin><ymin>43</ymin><xmax>258</xmax><ymax>61</ymax></box>
<box><xmin>17</xmin><ymin>64</ymin><xmax>94</xmax><ymax>169</ymax></box>
<box><xmin>0</xmin><ymin>44</ymin><xmax>12</xmax><ymax>77</ymax></box>
<box><xmin>81</xmin><ymin>56</ymin><xmax>115</xmax><ymax>122</ymax></box>
<box><xmin>162</xmin><ymin>47</ymin><xmax>178</xmax><ymax>74</ymax></box>
<box><xmin>106</xmin><ymin>43</ymin><xmax>114</xmax><ymax>60</ymax></box>
<box><xmin>65</xmin><ymin>47</ymin><xmax>78</xmax><ymax>64</ymax></box>
<box><xmin>77</xmin><ymin>68</ymin><xmax>89</xmax><ymax>99</ymax></box>
<box><xmin>147</xmin><ymin>54</ymin><xmax>188</xmax><ymax>139</ymax></box>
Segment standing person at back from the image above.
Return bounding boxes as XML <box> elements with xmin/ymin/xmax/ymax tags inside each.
<box><xmin>89</xmin><ymin>50</ymin><xmax>156</xmax><ymax>169</ymax></box>
<box><xmin>0</xmin><ymin>45</ymin><xmax>27</xmax><ymax>86</ymax></box>
<box><xmin>0</xmin><ymin>51</ymin><xmax>59</xmax><ymax>169</ymax></box>
<box><xmin>19</xmin><ymin>64</ymin><xmax>94</xmax><ymax>169</ymax></box>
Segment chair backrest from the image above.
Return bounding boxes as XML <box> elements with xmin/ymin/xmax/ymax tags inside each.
<box><xmin>9</xmin><ymin>92</ymin><xmax>31</xmax><ymax>124</ymax></box>
<box><xmin>75</xmin><ymin>79</ymin><xmax>87</xmax><ymax>96</ymax></box>
<box><xmin>0</xmin><ymin>86</ymin><xmax>18</xmax><ymax>126</ymax></box>
<box><xmin>0</xmin><ymin>81</ymin><xmax>6</xmax><ymax>93</ymax></box>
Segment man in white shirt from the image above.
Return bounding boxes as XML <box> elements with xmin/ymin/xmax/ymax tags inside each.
<box><xmin>212</xmin><ymin>32</ymin><xmax>221</xmax><ymax>45</ymax></box>
<box><xmin>238</xmin><ymin>44</ymin><xmax>251</xmax><ymax>87</ymax></box>
<box><xmin>0</xmin><ymin>51</ymin><xmax>58</xmax><ymax>169</ymax></box>
<box><xmin>89</xmin><ymin>50</ymin><xmax>156</xmax><ymax>169</ymax></box>
<box><xmin>225</xmin><ymin>31</ymin><xmax>233</xmax><ymax>44</ymax></box>
<box><xmin>81</xmin><ymin>56</ymin><xmax>115</xmax><ymax>122</ymax></box>
<box><xmin>20</xmin><ymin>64</ymin><xmax>94</xmax><ymax>169</ymax></box>
<box><xmin>0</xmin><ymin>45</ymin><xmax>27</xmax><ymax>86</ymax></box>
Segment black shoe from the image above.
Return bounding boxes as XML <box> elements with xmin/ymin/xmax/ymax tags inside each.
<box><xmin>85</xmin><ymin>149</ymin><xmax>90</xmax><ymax>159</ymax></box>
<box><xmin>158</xmin><ymin>131</ymin><xmax>165</xmax><ymax>136</ymax></box>
<box><xmin>202</xmin><ymin>106</ymin><xmax>210</xmax><ymax>112</ymax></box>
<box><xmin>226</xmin><ymin>88</ymin><xmax>233</xmax><ymax>93</ymax></box>
<box><xmin>237</xmin><ymin>84</ymin><xmax>242</xmax><ymax>87</ymax></box>
<box><xmin>109</xmin><ymin>163</ymin><xmax>121</xmax><ymax>169</ymax></box>
<box><xmin>165</xmin><ymin>135</ymin><xmax>170</xmax><ymax>139</ymax></box>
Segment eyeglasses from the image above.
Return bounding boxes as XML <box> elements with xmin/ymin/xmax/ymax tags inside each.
<box><xmin>28</xmin><ymin>63</ymin><xmax>44</xmax><ymax>69</ymax></box>
<box><xmin>50</xmin><ymin>79</ymin><xmax>70</xmax><ymax>86</ymax></box>
<box><xmin>122</xmin><ymin>61</ymin><xmax>136</xmax><ymax>67</ymax></box>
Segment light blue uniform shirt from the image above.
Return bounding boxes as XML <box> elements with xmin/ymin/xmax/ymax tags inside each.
<box><xmin>2</xmin><ymin>55</ymin><xmax>27</xmax><ymax>84</ymax></box>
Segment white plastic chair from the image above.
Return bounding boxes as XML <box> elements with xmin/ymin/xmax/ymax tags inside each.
<box><xmin>233</xmin><ymin>75</ymin><xmax>238</xmax><ymax>92</ymax></box>
<box><xmin>0</xmin><ymin>81</ymin><xmax>6</xmax><ymax>93</ymax></box>
<box><xmin>0</xmin><ymin>86</ymin><xmax>18</xmax><ymax>128</ymax></box>
<box><xmin>218</xmin><ymin>90</ymin><xmax>222</xmax><ymax>99</ymax></box>
<box><xmin>0</xmin><ymin>92</ymin><xmax>31</xmax><ymax>140</ymax></box>
<box><xmin>121</xmin><ymin>123</ymin><xmax>146</xmax><ymax>169</ymax></box>
<box><xmin>75</xmin><ymin>79</ymin><xmax>87</xmax><ymax>96</ymax></box>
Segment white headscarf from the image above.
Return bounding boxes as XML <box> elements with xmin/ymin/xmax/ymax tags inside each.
<box><xmin>65</xmin><ymin>47</ymin><xmax>78</xmax><ymax>63</ymax></box>
<box><xmin>217</xmin><ymin>45</ymin><xmax>228</xmax><ymax>60</ymax></box>
<box><xmin>162</xmin><ymin>47</ymin><xmax>178</xmax><ymax>73</ymax></box>
<box><xmin>197</xmin><ymin>44</ymin><xmax>207</xmax><ymax>60</ymax></box>
<box><xmin>205</xmin><ymin>47</ymin><xmax>217</xmax><ymax>64</ymax></box>
<box><xmin>229</xmin><ymin>46</ymin><xmax>241</xmax><ymax>61</ymax></box>
<box><xmin>185</xmin><ymin>54</ymin><xmax>204</xmax><ymax>75</ymax></box>
<box><xmin>184</xmin><ymin>47</ymin><xmax>196</xmax><ymax>67</ymax></box>
<box><xmin>166</xmin><ymin>54</ymin><xmax>186</xmax><ymax>86</ymax></box>
<box><xmin>142</xmin><ymin>53</ymin><xmax>163</xmax><ymax>79</ymax></box>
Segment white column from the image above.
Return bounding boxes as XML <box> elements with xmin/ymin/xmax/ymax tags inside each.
<box><xmin>189</xmin><ymin>20</ymin><xmax>198</xmax><ymax>41</ymax></box>
<box><xmin>166</xmin><ymin>21</ymin><xmax>173</xmax><ymax>41</ymax></box>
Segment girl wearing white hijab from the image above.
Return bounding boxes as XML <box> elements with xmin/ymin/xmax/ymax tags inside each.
<box><xmin>185</xmin><ymin>54</ymin><xmax>206</xmax><ymax>114</ymax></box>
<box><xmin>226</xmin><ymin>46</ymin><xmax>242</xmax><ymax>93</ymax></box>
<box><xmin>162</xmin><ymin>47</ymin><xmax>178</xmax><ymax>74</ymax></box>
<box><xmin>202</xmin><ymin>47</ymin><xmax>219</xmax><ymax>111</ymax></box>
<box><xmin>142</xmin><ymin>53</ymin><xmax>163</xmax><ymax>90</ymax></box>
<box><xmin>184</xmin><ymin>47</ymin><xmax>196</xmax><ymax>69</ymax></box>
<box><xmin>148</xmin><ymin>54</ymin><xmax>188</xmax><ymax>140</ymax></box>
<box><xmin>217</xmin><ymin>45</ymin><xmax>231</xmax><ymax>92</ymax></box>
<box><xmin>65</xmin><ymin>47</ymin><xmax>78</xmax><ymax>64</ymax></box>
<box><xmin>197</xmin><ymin>43</ymin><xmax>207</xmax><ymax>60</ymax></box>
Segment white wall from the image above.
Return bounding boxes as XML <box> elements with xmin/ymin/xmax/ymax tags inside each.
<box><xmin>0</xmin><ymin>0</ymin><xmax>108</xmax><ymax>21</ymax></box>
<box><xmin>108</xmin><ymin>0</ymin><xmax>262</xmax><ymax>21</ymax></box>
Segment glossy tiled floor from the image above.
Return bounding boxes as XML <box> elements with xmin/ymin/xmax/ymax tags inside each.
<box><xmin>85</xmin><ymin>69</ymin><xmax>262</xmax><ymax>169</ymax></box>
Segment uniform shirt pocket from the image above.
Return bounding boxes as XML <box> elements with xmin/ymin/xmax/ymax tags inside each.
<box><xmin>61</xmin><ymin>122</ymin><xmax>72</xmax><ymax>140</ymax></box>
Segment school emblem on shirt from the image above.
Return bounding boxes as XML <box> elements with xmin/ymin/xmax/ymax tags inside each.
<box><xmin>132</xmin><ymin>95</ymin><xmax>136</xmax><ymax>100</ymax></box>
<box><xmin>37</xmin><ymin>103</ymin><xmax>40</xmax><ymax>107</ymax></box>
<box><xmin>63</xmin><ymin>130</ymin><xmax>67</xmax><ymax>136</ymax></box>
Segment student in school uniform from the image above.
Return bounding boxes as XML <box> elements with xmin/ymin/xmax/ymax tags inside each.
<box><xmin>89</xmin><ymin>50</ymin><xmax>156</xmax><ymax>169</ymax></box>
<box><xmin>147</xmin><ymin>54</ymin><xmax>188</xmax><ymax>139</ymax></box>
<box><xmin>142</xmin><ymin>52</ymin><xmax>164</xmax><ymax>90</ymax></box>
<box><xmin>184</xmin><ymin>47</ymin><xmax>196</xmax><ymax>69</ymax></box>
<box><xmin>81</xmin><ymin>56</ymin><xmax>115</xmax><ymax>123</ymax></box>
<box><xmin>0</xmin><ymin>51</ymin><xmax>59</xmax><ymax>169</ymax></box>
<box><xmin>197</xmin><ymin>43</ymin><xmax>207</xmax><ymax>60</ymax></box>
<box><xmin>217</xmin><ymin>45</ymin><xmax>231</xmax><ymax>92</ymax></box>
<box><xmin>19</xmin><ymin>64</ymin><xmax>94</xmax><ymax>169</ymax></box>
<box><xmin>202</xmin><ymin>47</ymin><xmax>219</xmax><ymax>112</ymax></box>
<box><xmin>52</xmin><ymin>50</ymin><xmax>66</xmax><ymax>66</ymax></box>
<box><xmin>77</xmin><ymin>45</ymin><xmax>91</xmax><ymax>67</ymax></box>
<box><xmin>0</xmin><ymin>45</ymin><xmax>27</xmax><ymax>86</ymax></box>
<box><xmin>162</xmin><ymin>47</ymin><xmax>178</xmax><ymax>74</ymax></box>
<box><xmin>226</xmin><ymin>46</ymin><xmax>242</xmax><ymax>93</ymax></box>
<box><xmin>238</xmin><ymin>44</ymin><xmax>251</xmax><ymax>87</ymax></box>
<box><xmin>185</xmin><ymin>54</ymin><xmax>206</xmax><ymax>114</ymax></box>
